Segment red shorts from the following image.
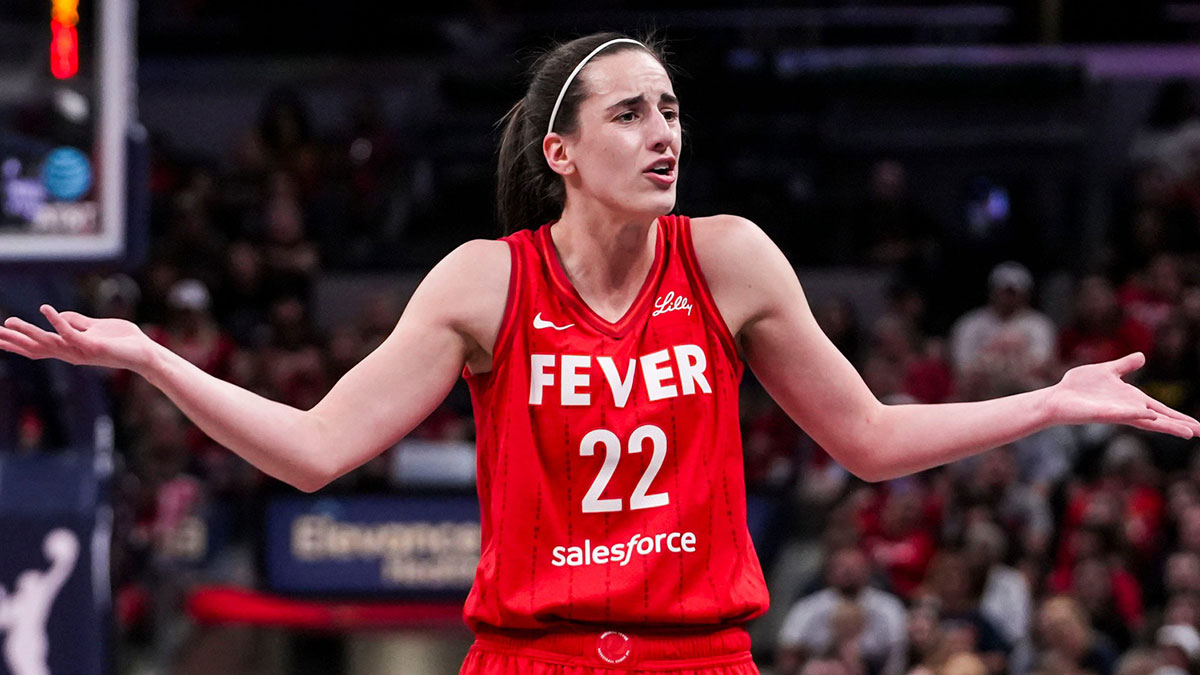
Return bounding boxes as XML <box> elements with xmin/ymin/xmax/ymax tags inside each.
<box><xmin>460</xmin><ymin>625</ymin><xmax>759</xmax><ymax>674</ymax></box>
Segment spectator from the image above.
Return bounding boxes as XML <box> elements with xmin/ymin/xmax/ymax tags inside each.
<box><xmin>1167</xmin><ymin>553</ymin><xmax>1200</xmax><ymax>597</ymax></box>
<box><xmin>92</xmin><ymin>274</ymin><xmax>142</xmax><ymax>323</ymax></box>
<box><xmin>356</xmin><ymin>290</ymin><xmax>404</xmax><ymax>352</ymax></box>
<box><xmin>777</xmin><ymin>546</ymin><xmax>908</xmax><ymax>675</ymax></box>
<box><xmin>258</xmin><ymin>296</ymin><xmax>327</xmax><ymax>410</ymax></box>
<box><xmin>325</xmin><ymin>324</ymin><xmax>368</xmax><ymax>382</ymax></box>
<box><xmin>800</xmin><ymin>658</ymin><xmax>855</xmax><ymax>675</ymax></box>
<box><xmin>915</xmin><ymin>551</ymin><xmax>1010</xmax><ymax>674</ymax></box>
<box><xmin>1111</xmin><ymin>648</ymin><xmax>1164</xmax><ymax>675</ymax></box>
<box><xmin>212</xmin><ymin>241</ymin><xmax>269</xmax><ymax>347</ymax></box>
<box><xmin>1058</xmin><ymin>275</ymin><xmax>1154</xmax><ymax>369</ymax></box>
<box><xmin>1140</xmin><ymin>317</ymin><xmax>1199</xmax><ymax>419</ymax></box>
<box><xmin>902</xmin><ymin>337</ymin><xmax>954</xmax><ymax>405</ymax></box>
<box><xmin>155</xmin><ymin>190</ymin><xmax>228</xmax><ymax>290</ymax></box>
<box><xmin>852</xmin><ymin>160</ymin><xmax>938</xmax><ymax>270</ymax></box>
<box><xmin>937</xmin><ymin>652</ymin><xmax>988</xmax><ymax>675</ymax></box>
<box><xmin>1163</xmin><ymin>593</ymin><xmax>1200</xmax><ymax>632</ymax></box>
<box><xmin>827</xmin><ymin>600</ymin><xmax>870</xmax><ymax>675</ymax></box>
<box><xmin>1113</xmin><ymin>164</ymin><xmax>1200</xmax><ymax>280</ymax></box>
<box><xmin>258</xmin><ymin>175</ymin><xmax>320</xmax><ymax>300</ymax></box>
<box><xmin>858</xmin><ymin>484</ymin><xmax>940</xmax><ymax>600</ymax></box>
<box><xmin>312</xmin><ymin>85</ymin><xmax>408</xmax><ymax>266</ymax></box>
<box><xmin>950</xmin><ymin>262</ymin><xmax>1057</xmax><ymax>400</ymax></box>
<box><xmin>1069</xmin><ymin>555</ymin><xmax>1142</xmax><ymax>650</ymax></box>
<box><xmin>1153</xmin><ymin>553</ymin><xmax>1200</xmax><ymax>619</ymax></box>
<box><xmin>862</xmin><ymin>315</ymin><xmax>918</xmax><ymax>402</ymax></box>
<box><xmin>1050</xmin><ymin>530</ymin><xmax>1145</xmax><ymax>649</ymax></box>
<box><xmin>903</xmin><ymin>601</ymin><xmax>943</xmax><ymax>673</ymax></box>
<box><xmin>236</xmin><ymin>87</ymin><xmax>321</xmax><ymax>196</ymax></box>
<box><xmin>137</xmin><ymin>280</ymin><xmax>238</xmax><ymax>460</ymax></box>
<box><xmin>136</xmin><ymin>258</ymin><xmax>182</xmax><ymax>327</ymax></box>
<box><xmin>1119</xmin><ymin>254</ymin><xmax>1184</xmax><ymax>335</ymax></box>
<box><xmin>813</xmin><ymin>297</ymin><xmax>863</xmax><ymax>367</ymax></box>
<box><xmin>1033</xmin><ymin>596</ymin><xmax>1118</xmax><ymax>675</ymax></box>
<box><xmin>952</xmin><ymin>447</ymin><xmax>1054</xmax><ymax>563</ymax></box>
<box><xmin>1053</xmin><ymin>461</ymin><xmax>1136</xmax><ymax>580</ymax></box>
<box><xmin>743</xmin><ymin>393</ymin><xmax>802</xmax><ymax>491</ymax></box>
<box><xmin>1113</xmin><ymin>436</ymin><xmax>1166</xmax><ymax>564</ymax></box>
<box><xmin>963</xmin><ymin>520</ymin><xmax>1034</xmax><ymax>673</ymax></box>
<box><xmin>145</xmin><ymin>280</ymin><xmax>236</xmax><ymax>381</ymax></box>
<box><xmin>1119</xmin><ymin>83</ymin><xmax>1200</xmax><ymax>277</ymax></box>
<box><xmin>1176</xmin><ymin>505</ymin><xmax>1200</xmax><ymax>562</ymax></box>
<box><xmin>1157</xmin><ymin>623</ymin><xmax>1200</xmax><ymax>673</ymax></box>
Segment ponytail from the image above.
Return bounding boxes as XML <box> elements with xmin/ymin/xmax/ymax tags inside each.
<box><xmin>495</xmin><ymin>98</ymin><xmax>564</xmax><ymax>235</ymax></box>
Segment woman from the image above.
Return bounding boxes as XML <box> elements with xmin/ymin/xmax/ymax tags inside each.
<box><xmin>0</xmin><ymin>32</ymin><xmax>1196</xmax><ymax>675</ymax></box>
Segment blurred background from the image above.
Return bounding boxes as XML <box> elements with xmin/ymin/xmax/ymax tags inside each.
<box><xmin>4</xmin><ymin>1</ymin><xmax>1200</xmax><ymax>674</ymax></box>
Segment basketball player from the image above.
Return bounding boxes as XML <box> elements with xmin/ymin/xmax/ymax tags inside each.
<box><xmin>1</xmin><ymin>33</ymin><xmax>1197</xmax><ymax>674</ymax></box>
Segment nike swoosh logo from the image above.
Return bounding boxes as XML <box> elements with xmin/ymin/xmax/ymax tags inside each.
<box><xmin>533</xmin><ymin>313</ymin><xmax>574</xmax><ymax>331</ymax></box>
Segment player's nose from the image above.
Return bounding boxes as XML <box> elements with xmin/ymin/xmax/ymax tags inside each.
<box><xmin>647</xmin><ymin>109</ymin><xmax>674</xmax><ymax>152</ymax></box>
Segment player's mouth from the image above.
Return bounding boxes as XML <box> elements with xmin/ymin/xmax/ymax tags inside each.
<box><xmin>643</xmin><ymin>158</ymin><xmax>677</xmax><ymax>186</ymax></box>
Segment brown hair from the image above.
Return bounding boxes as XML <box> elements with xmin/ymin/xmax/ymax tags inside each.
<box><xmin>495</xmin><ymin>31</ymin><xmax>672</xmax><ymax>234</ymax></box>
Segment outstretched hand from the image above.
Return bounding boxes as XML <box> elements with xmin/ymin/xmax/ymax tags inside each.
<box><xmin>0</xmin><ymin>305</ymin><xmax>155</xmax><ymax>373</ymax></box>
<box><xmin>1049</xmin><ymin>352</ymin><xmax>1200</xmax><ymax>439</ymax></box>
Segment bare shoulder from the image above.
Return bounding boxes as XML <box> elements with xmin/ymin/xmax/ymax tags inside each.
<box><xmin>687</xmin><ymin>214</ymin><xmax>795</xmax><ymax>337</ymax></box>
<box><xmin>688</xmin><ymin>214</ymin><xmax>769</xmax><ymax>255</ymax></box>
<box><xmin>413</xmin><ymin>238</ymin><xmax>509</xmax><ymax>307</ymax></box>
<box><xmin>433</xmin><ymin>238</ymin><xmax>511</xmax><ymax>286</ymax></box>
<box><xmin>408</xmin><ymin>238</ymin><xmax>511</xmax><ymax>363</ymax></box>
<box><xmin>688</xmin><ymin>214</ymin><xmax>786</xmax><ymax>290</ymax></box>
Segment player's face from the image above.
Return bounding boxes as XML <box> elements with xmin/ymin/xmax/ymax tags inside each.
<box><xmin>556</xmin><ymin>50</ymin><xmax>681</xmax><ymax>221</ymax></box>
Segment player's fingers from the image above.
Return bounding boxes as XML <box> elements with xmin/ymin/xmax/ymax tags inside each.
<box><xmin>1110</xmin><ymin>352</ymin><xmax>1146</xmax><ymax>377</ymax></box>
<box><xmin>41</xmin><ymin>305</ymin><xmax>82</xmax><ymax>339</ymax></box>
<box><xmin>1143</xmin><ymin>395</ymin><xmax>1200</xmax><ymax>425</ymax></box>
<box><xmin>0</xmin><ymin>329</ymin><xmax>40</xmax><ymax>358</ymax></box>
<box><xmin>1143</xmin><ymin>397</ymin><xmax>1200</xmax><ymax>434</ymax></box>
<box><xmin>1146</xmin><ymin>394</ymin><xmax>1200</xmax><ymax>424</ymax></box>
<box><xmin>1104</xmin><ymin>404</ymin><xmax>1156</xmax><ymax>425</ymax></box>
<box><xmin>1130</xmin><ymin>415</ymin><xmax>1194</xmax><ymax>439</ymax></box>
<box><xmin>2</xmin><ymin>316</ymin><xmax>67</xmax><ymax>350</ymax></box>
<box><xmin>58</xmin><ymin>311</ymin><xmax>96</xmax><ymax>331</ymax></box>
<box><xmin>0</xmin><ymin>339</ymin><xmax>35</xmax><ymax>360</ymax></box>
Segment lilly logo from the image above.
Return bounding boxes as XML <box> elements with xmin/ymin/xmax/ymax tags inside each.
<box><xmin>652</xmin><ymin>291</ymin><xmax>693</xmax><ymax>317</ymax></box>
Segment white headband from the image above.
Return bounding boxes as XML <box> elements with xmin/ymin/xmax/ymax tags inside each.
<box><xmin>546</xmin><ymin>38</ymin><xmax>645</xmax><ymax>137</ymax></box>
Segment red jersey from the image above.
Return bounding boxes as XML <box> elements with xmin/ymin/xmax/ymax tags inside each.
<box><xmin>463</xmin><ymin>215</ymin><xmax>769</xmax><ymax>631</ymax></box>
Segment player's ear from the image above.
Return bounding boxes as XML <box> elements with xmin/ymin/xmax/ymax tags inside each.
<box><xmin>543</xmin><ymin>133</ymin><xmax>573</xmax><ymax>177</ymax></box>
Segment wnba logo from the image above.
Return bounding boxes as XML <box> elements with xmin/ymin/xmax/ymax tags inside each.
<box><xmin>0</xmin><ymin>529</ymin><xmax>79</xmax><ymax>675</ymax></box>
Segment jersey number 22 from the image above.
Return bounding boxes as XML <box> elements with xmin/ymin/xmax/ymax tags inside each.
<box><xmin>579</xmin><ymin>424</ymin><xmax>669</xmax><ymax>513</ymax></box>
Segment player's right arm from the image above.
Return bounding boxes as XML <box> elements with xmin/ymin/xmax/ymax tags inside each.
<box><xmin>690</xmin><ymin>214</ymin><xmax>1198</xmax><ymax>482</ymax></box>
<box><xmin>0</xmin><ymin>239</ymin><xmax>510</xmax><ymax>492</ymax></box>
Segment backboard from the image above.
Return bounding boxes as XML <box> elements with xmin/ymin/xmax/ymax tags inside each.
<box><xmin>0</xmin><ymin>0</ymin><xmax>144</xmax><ymax>267</ymax></box>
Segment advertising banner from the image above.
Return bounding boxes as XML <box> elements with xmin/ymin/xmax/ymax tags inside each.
<box><xmin>263</xmin><ymin>495</ymin><xmax>481</xmax><ymax>598</ymax></box>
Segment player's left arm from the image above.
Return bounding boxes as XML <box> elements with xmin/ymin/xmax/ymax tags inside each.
<box><xmin>690</xmin><ymin>215</ymin><xmax>1199</xmax><ymax>482</ymax></box>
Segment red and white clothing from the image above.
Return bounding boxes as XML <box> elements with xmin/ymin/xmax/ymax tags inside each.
<box><xmin>463</xmin><ymin>215</ymin><xmax>769</xmax><ymax>632</ymax></box>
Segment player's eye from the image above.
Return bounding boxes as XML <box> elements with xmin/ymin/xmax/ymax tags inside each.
<box><xmin>617</xmin><ymin>111</ymin><xmax>638</xmax><ymax>122</ymax></box>
<box><xmin>661</xmin><ymin>109</ymin><xmax>679</xmax><ymax>121</ymax></box>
